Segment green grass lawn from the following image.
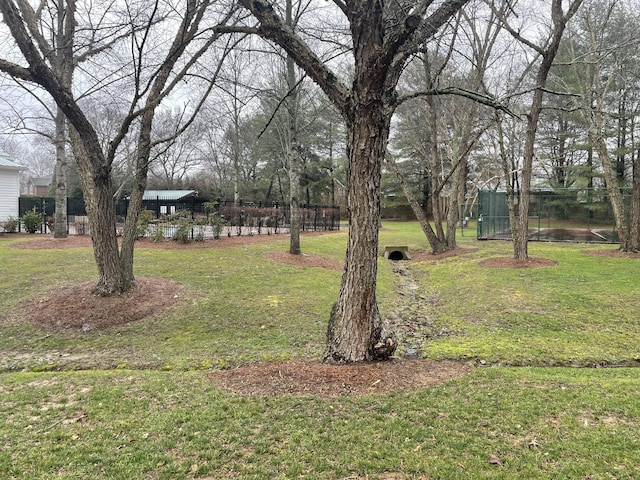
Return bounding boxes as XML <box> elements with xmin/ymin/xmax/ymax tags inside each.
<box><xmin>1</xmin><ymin>224</ymin><xmax>639</xmax><ymax>479</ymax></box>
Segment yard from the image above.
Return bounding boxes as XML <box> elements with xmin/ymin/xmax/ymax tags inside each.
<box><xmin>1</xmin><ymin>223</ymin><xmax>639</xmax><ymax>479</ymax></box>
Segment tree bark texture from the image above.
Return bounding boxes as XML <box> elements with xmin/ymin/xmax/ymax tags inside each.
<box><xmin>69</xmin><ymin>128</ymin><xmax>129</xmax><ymax>295</ymax></box>
<box><xmin>53</xmin><ymin>108</ymin><xmax>68</xmax><ymax>238</ymax></box>
<box><xmin>288</xmin><ymin>146</ymin><xmax>302</xmax><ymax>255</ymax></box>
<box><xmin>323</xmin><ymin>103</ymin><xmax>396</xmax><ymax>363</ymax></box>
<box><xmin>52</xmin><ymin>0</ymin><xmax>74</xmax><ymax>239</ymax></box>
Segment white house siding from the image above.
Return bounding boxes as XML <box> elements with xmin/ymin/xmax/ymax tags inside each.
<box><xmin>0</xmin><ymin>161</ymin><xmax>23</xmax><ymax>222</ymax></box>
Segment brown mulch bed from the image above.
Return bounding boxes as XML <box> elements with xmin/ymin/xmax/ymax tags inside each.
<box><xmin>24</xmin><ymin>277</ymin><xmax>183</xmax><ymax>332</ymax></box>
<box><xmin>208</xmin><ymin>359</ymin><xmax>472</xmax><ymax>398</ymax></box>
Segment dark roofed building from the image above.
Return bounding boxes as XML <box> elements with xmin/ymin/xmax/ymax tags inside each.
<box><xmin>138</xmin><ymin>190</ymin><xmax>206</xmax><ymax>217</ymax></box>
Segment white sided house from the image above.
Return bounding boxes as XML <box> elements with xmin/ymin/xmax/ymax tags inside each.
<box><xmin>0</xmin><ymin>154</ymin><xmax>25</xmax><ymax>224</ymax></box>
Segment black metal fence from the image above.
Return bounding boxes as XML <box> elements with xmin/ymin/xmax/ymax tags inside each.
<box><xmin>18</xmin><ymin>196</ymin><xmax>340</xmax><ymax>237</ymax></box>
<box><xmin>476</xmin><ymin>189</ymin><xmax>624</xmax><ymax>243</ymax></box>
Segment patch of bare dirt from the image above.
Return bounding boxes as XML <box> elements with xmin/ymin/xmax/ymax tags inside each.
<box><xmin>411</xmin><ymin>247</ymin><xmax>477</xmax><ymax>262</ymax></box>
<box><xmin>477</xmin><ymin>257</ymin><xmax>558</xmax><ymax>268</ymax></box>
<box><xmin>584</xmin><ymin>249</ymin><xmax>640</xmax><ymax>259</ymax></box>
<box><xmin>264</xmin><ymin>250</ymin><xmax>343</xmax><ymax>270</ymax></box>
<box><xmin>208</xmin><ymin>359</ymin><xmax>472</xmax><ymax>398</ymax></box>
<box><xmin>24</xmin><ymin>277</ymin><xmax>183</xmax><ymax>332</ymax></box>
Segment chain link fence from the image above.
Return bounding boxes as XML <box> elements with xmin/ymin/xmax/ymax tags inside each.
<box><xmin>476</xmin><ymin>189</ymin><xmax>624</xmax><ymax>243</ymax></box>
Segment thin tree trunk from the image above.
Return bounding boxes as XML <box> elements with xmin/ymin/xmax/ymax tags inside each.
<box><xmin>52</xmin><ymin>0</ymin><xmax>71</xmax><ymax>239</ymax></box>
<box><xmin>446</xmin><ymin>156</ymin><xmax>467</xmax><ymax>250</ymax></box>
<box><xmin>508</xmin><ymin>0</ymin><xmax>583</xmax><ymax>260</ymax></box>
<box><xmin>286</xmin><ymin>0</ymin><xmax>301</xmax><ymax>255</ymax></box>
<box><xmin>592</xmin><ymin>132</ymin><xmax>630</xmax><ymax>250</ymax></box>
<box><xmin>424</xmin><ymin>90</ymin><xmax>447</xmax><ymax>245</ymax></box>
<box><xmin>587</xmin><ymin>17</ymin><xmax>630</xmax><ymax>251</ymax></box>
<box><xmin>497</xmin><ymin>118</ymin><xmax>520</xmax><ymax>243</ymax></box>
<box><xmin>387</xmin><ymin>157</ymin><xmax>441</xmax><ymax>252</ymax></box>
<box><xmin>288</xmin><ymin>148</ymin><xmax>302</xmax><ymax>254</ymax></box>
<box><xmin>119</xmin><ymin>151</ymin><xmax>149</xmax><ymax>286</ymax></box>
<box><xmin>53</xmin><ymin>108</ymin><xmax>67</xmax><ymax>238</ymax></box>
<box><xmin>630</xmin><ymin>154</ymin><xmax>640</xmax><ymax>251</ymax></box>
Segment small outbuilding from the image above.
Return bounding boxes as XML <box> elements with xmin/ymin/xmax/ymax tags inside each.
<box><xmin>0</xmin><ymin>155</ymin><xmax>26</xmax><ymax>226</ymax></box>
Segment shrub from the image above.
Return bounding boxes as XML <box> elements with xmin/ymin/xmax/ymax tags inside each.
<box><xmin>204</xmin><ymin>201</ymin><xmax>227</xmax><ymax>239</ymax></box>
<box><xmin>151</xmin><ymin>224</ymin><xmax>166</xmax><ymax>243</ymax></box>
<box><xmin>168</xmin><ymin>211</ymin><xmax>194</xmax><ymax>243</ymax></box>
<box><xmin>209</xmin><ymin>212</ymin><xmax>226</xmax><ymax>239</ymax></box>
<box><xmin>22</xmin><ymin>210</ymin><xmax>41</xmax><ymax>234</ymax></box>
<box><xmin>136</xmin><ymin>209</ymin><xmax>155</xmax><ymax>239</ymax></box>
<box><xmin>1</xmin><ymin>216</ymin><xmax>19</xmax><ymax>233</ymax></box>
<box><xmin>172</xmin><ymin>223</ymin><xmax>191</xmax><ymax>243</ymax></box>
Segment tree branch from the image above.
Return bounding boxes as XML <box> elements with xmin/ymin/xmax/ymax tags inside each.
<box><xmin>238</xmin><ymin>0</ymin><xmax>350</xmax><ymax>116</ymax></box>
<box><xmin>0</xmin><ymin>59</ymin><xmax>33</xmax><ymax>82</ymax></box>
<box><xmin>397</xmin><ymin>86</ymin><xmax>517</xmax><ymax>117</ymax></box>
<box><xmin>14</xmin><ymin>0</ymin><xmax>56</xmax><ymax>62</ymax></box>
<box><xmin>387</xmin><ymin>0</ymin><xmax>470</xmax><ymax>83</ymax></box>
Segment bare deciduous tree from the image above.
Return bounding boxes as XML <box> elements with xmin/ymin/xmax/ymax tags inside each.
<box><xmin>0</xmin><ymin>0</ymin><xmax>236</xmax><ymax>294</ymax></box>
<box><xmin>238</xmin><ymin>0</ymin><xmax>470</xmax><ymax>363</ymax></box>
<box><xmin>490</xmin><ymin>0</ymin><xmax>584</xmax><ymax>260</ymax></box>
<box><xmin>389</xmin><ymin>4</ymin><xmax>502</xmax><ymax>254</ymax></box>
<box><xmin>564</xmin><ymin>0</ymin><xmax>640</xmax><ymax>251</ymax></box>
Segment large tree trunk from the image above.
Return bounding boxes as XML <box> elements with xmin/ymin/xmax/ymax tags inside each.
<box><xmin>70</xmin><ymin>129</ymin><xmax>129</xmax><ymax>295</ymax></box>
<box><xmin>237</xmin><ymin>0</ymin><xmax>470</xmax><ymax>364</ymax></box>
<box><xmin>323</xmin><ymin>104</ymin><xmax>396</xmax><ymax>363</ymax></box>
